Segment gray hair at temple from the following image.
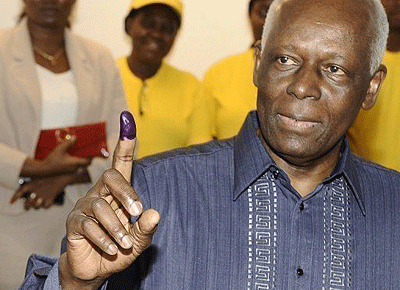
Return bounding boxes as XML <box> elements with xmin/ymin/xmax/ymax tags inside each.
<box><xmin>260</xmin><ymin>0</ymin><xmax>389</xmax><ymax>75</ymax></box>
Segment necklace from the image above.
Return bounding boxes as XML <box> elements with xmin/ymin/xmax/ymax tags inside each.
<box><xmin>33</xmin><ymin>46</ymin><xmax>65</xmax><ymax>66</ymax></box>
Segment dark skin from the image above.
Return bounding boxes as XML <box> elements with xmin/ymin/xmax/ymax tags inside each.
<box><xmin>253</xmin><ymin>0</ymin><xmax>386</xmax><ymax>196</ymax></box>
<box><xmin>11</xmin><ymin>136</ymin><xmax>91</xmax><ymax>210</ymax></box>
<box><xmin>60</xmin><ymin>126</ymin><xmax>158</xmax><ymax>289</ymax></box>
<box><xmin>249</xmin><ymin>0</ymin><xmax>273</xmax><ymax>43</ymax></box>
<box><xmin>10</xmin><ymin>0</ymin><xmax>91</xmax><ymax>210</ymax></box>
<box><xmin>16</xmin><ymin>174</ymin><xmax>75</xmax><ymax>210</ymax></box>
<box><xmin>126</xmin><ymin>5</ymin><xmax>179</xmax><ymax>80</ymax></box>
<box><xmin>24</xmin><ymin>0</ymin><xmax>75</xmax><ymax>73</ymax></box>
<box><xmin>382</xmin><ymin>0</ymin><xmax>400</xmax><ymax>52</ymax></box>
<box><xmin>58</xmin><ymin>0</ymin><xmax>386</xmax><ymax>288</ymax></box>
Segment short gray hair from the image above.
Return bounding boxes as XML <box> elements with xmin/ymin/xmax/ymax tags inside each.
<box><xmin>260</xmin><ymin>0</ymin><xmax>389</xmax><ymax>75</ymax></box>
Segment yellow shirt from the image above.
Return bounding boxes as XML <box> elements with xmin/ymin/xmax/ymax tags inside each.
<box><xmin>117</xmin><ymin>58</ymin><xmax>212</xmax><ymax>158</ymax></box>
<box><xmin>201</xmin><ymin>49</ymin><xmax>257</xmax><ymax>139</ymax></box>
<box><xmin>348</xmin><ymin>51</ymin><xmax>400</xmax><ymax>171</ymax></box>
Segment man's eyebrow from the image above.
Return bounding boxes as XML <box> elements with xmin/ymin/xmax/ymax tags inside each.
<box><xmin>279</xmin><ymin>43</ymin><xmax>348</xmax><ymax>60</ymax></box>
<box><xmin>280</xmin><ymin>44</ymin><xmax>297</xmax><ymax>51</ymax></box>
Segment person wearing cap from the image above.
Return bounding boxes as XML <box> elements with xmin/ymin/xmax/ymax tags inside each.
<box><xmin>201</xmin><ymin>0</ymin><xmax>273</xmax><ymax>139</ymax></box>
<box><xmin>116</xmin><ymin>0</ymin><xmax>212</xmax><ymax>158</ymax></box>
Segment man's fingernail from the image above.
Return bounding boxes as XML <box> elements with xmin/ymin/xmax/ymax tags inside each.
<box><xmin>120</xmin><ymin>111</ymin><xmax>136</xmax><ymax>140</ymax></box>
<box><xmin>108</xmin><ymin>243</ymin><xmax>118</xmax><ymax>254</ymax></box>
<box><xmin>130</xmin><ymin>200</ymin><xmax>143</xmax><ymax>216</ymax></box>
<box><xmin>121</xmin><ymin>235</ymin><xmax>133</xmax><ymax>249</ymax></box>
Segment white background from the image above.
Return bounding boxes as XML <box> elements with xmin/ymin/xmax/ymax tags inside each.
<box><xmin>0</xmin><ymin>0</ymin><xmax>253</xmax><ymax>78</ymax></box>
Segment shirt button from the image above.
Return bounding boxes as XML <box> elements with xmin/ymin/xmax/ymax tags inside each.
<box><xmin>299</xmin><ymin>202</ymin><xmax>304</xmax><ymax>211</ymax></box>
<box><xmin>273</xmin><ymin>170</ymin><xmax>279</xmax><ymax>179</ymax></box>
<box><xmin>297</xmin><ymin>268</ymin><xmax>304</xmax><ymax>276</ymax></box>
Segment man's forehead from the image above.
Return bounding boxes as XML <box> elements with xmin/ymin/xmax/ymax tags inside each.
<box><xmin>259</xmin><ymin>0</ymin><xmax>374</xmax><ymax>70</ymax></box>
<box><xmin>270</xmin><ymin>0</ymin><xmax>370</xmax><ymax>36</ymax></box>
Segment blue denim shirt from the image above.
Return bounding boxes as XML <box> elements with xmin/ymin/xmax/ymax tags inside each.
<box><xmin>21</xmin><ymin>111</ymin><xmax>400</xmax><ymax>289</ymax></box>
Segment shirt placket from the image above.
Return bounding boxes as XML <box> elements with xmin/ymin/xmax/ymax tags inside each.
<box><xmin>286</xmin><ymin>186</ymin><xmax>320</xmax><ymax>289</ymax></box>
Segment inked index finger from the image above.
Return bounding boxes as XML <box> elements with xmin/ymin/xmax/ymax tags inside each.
<box><xmin>113</xmin><ymin>111</ymin><xmax>137</xmax><ymax>182</ymax></box>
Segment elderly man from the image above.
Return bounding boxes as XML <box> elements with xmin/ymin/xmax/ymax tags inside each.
<box><xmin>21</xmin><ymin>0</ymin><xmax>399</xmax><ymax>288</ymax></box>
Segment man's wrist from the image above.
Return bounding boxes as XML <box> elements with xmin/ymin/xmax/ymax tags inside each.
<box><xmin>58</xmin><ymin>253</ymin><xmax>104</xmax><ymax>290</ymax></box>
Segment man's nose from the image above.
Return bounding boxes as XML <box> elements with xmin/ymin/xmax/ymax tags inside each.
<box><xmin>286</xmin><ymin>65</ymin><xmax>322</xmax><ymax>100</ymax></box>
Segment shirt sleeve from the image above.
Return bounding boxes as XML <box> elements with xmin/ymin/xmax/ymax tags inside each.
<box><xmin>19</xmin><ymin>254</ymin><xmax>59</xmax><ymax>289</ymax></box>
<box><xmin>0</xmin><ymin>142</ymin><xmax>28</xmax><ymax>190</ymax></box>
<box><xmin>20</xmin><ymin>254</ymin><xmax>109</xmax><ymax>290</ymax></box>
<box><xmin>0</xmin><ymin>49</ymin><xmax>30</xmax><ymax>191</ymax></box>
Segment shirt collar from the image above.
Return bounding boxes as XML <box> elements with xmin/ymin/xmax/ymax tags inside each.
<box><xmin>328</xmin><ymin>138</ymin><xmax>366</xmax><ymax>215</ymax></box>
<box><xmin>233</xmin><ymin>111</ymin><xmax>278</xmax><ymax>200</ymax></box>
<box><xmin>233</xmin><ymin>111</ymin><xmax>365</xmax><ymax>215</ymax></box>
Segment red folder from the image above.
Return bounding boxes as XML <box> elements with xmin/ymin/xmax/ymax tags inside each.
<box><xmin>34</xmin><ymin>122</ymin><xmax>109</xmax><ymax>160</ymax></box>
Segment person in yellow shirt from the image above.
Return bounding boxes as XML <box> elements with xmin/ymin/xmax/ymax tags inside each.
<box><xmin>348</xmin><ymin>0</ymin><xmax>400</xmax><ymax>171</ymax></box>
<box><xmin>201</xmin><ymin>0</ymin><xmax>273</xmax><ymax>139</ymax></box>
<box><xmin>117</xmin><ymin>0</ymin><xmax>211</xmax><ymax>158</ymax></box>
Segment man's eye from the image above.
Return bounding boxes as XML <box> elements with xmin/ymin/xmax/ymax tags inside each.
<box><xmin>277</xmin><ymin>56</ymin><xmax>295</xmax><ymax>65</ymax></box>
<box><xmin>327</xmin><ymin>65</ymin><xmax>345</xmax><ymax>75</ymax></box>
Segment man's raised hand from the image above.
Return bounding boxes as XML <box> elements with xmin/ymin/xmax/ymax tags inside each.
<box><xmin>59</xmin><ymin>111</ymin><xmax>160</xmax><ymax>289</ymax></box>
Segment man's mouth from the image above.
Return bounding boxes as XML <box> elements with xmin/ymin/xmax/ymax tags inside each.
<box><xmin>279</xmin><ymin>114</ymin><xmax>318</xmax><ymax>129</ymax></box>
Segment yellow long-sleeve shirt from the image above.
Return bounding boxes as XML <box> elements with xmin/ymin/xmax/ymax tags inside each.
<box><xmin>201</xmin><ymin>48</ymin><xmax>258</xmax><ymax>139</ymax></box>
<box><xmin>117</xmin><ymin>58</ymin><xmax>212</xmax><ymax>158</ymax></box>
<box><xmin>348</xmin><ymin>51</ymin><xmax>400</xmax><ymax>171</ymax></box>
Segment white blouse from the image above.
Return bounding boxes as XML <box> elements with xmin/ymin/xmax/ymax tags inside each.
<box><xmin>35</xmin><ymin>64</ymin><xmax>78</xmax><ymax>129</ymax></box>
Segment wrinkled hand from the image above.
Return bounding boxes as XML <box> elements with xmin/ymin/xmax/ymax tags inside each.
<box><xmin>10</xmin><ymin>173</ymin><xmax>76</xmax><ymax>210</ymax></box>
<box><xmin>20</xmin><ymin>136</ymin><xmax>91</xmax><ymax>178</ymax></box>
<box><xmin>59</xmin><ymin>112</ymin><xmax>160</xmax><ymax>289</ymax></box>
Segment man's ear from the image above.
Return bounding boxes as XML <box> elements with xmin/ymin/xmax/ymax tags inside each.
<box><xmin>253</xmin><ymin>40</ymin><xmax>262</xmax><ymax>87</ymax></box>
<box><xmin>361</xmin><ymin>64</ymin><xmax>387</xmax><ymax>110</ymax></box>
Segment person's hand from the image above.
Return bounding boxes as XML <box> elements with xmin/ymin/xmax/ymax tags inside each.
<box><xmin>20</xmin><ymin>136</ymin><xmax>91</xmax><ymax>178</ymax></box>
<box><xmin>59</xmin><ymin>111</ymin><xmax>160</xmax><ymax>289</ymax></box>
<box><xmin>10</xmin><ymin>173</ymin><xmax>76</xmax><ymax>210</ymax></box>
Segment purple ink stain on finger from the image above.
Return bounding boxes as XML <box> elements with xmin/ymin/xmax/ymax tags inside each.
<box><xmin>120</xmin><ymin>111</ymin><xmax>136</xmax><ymax>140</ymax></box>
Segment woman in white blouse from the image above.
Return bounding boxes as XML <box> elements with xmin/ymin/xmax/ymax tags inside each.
<box><xmin>0</xmin><ymin>0</ymin><xmax>126</xmax><ymax>288</ymax></box>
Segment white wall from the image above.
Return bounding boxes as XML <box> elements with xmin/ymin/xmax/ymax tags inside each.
<box><xmin>0</xmin><ymin>0</ymin><xmax>253</xmax><ymax>79</ymax></box>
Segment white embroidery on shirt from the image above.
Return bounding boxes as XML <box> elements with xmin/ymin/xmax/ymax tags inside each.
<box><xmin>248</xmin><ymin>173</ymin><xmax>278</xmax><ymax>289</ymax></box>
<box><xmin>322</xmin><ymin>177</ymin><xmax>352</xmax><ymax>289</ymax></box>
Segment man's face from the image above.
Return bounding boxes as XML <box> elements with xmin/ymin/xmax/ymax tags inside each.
<box><xmin>127</xmin><ymin>5</ymin><xmax>179</xmax><ymax>65</ymax></box>
<box><xmin>255</xmin><ymin>0</ymin><xmax>384</xmax><ymax>166</ymax></box>
<box><xmin>382</xmin><ymin>0</ymin><xmax>400</xmax><ymax>31</ymax></box>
